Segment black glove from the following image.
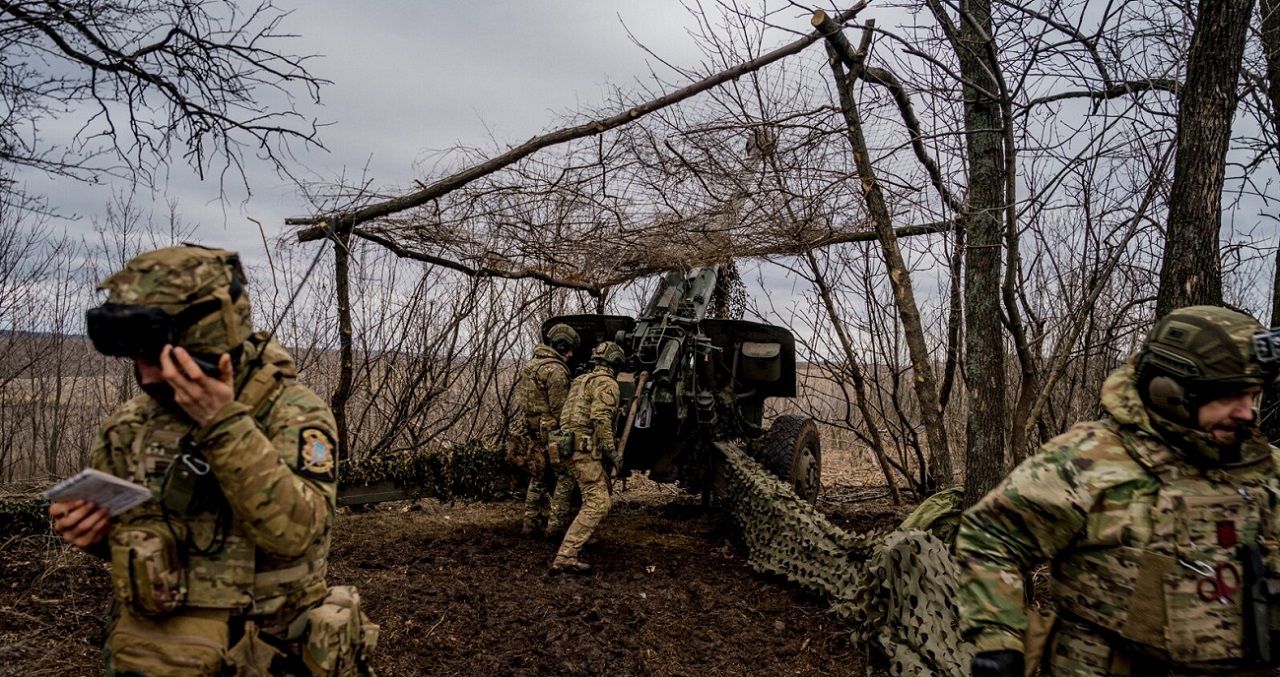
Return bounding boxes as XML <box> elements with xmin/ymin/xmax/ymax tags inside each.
<box><xmin>971</xmin><ymin>650</ymin><xmax>1023</xmax><ymax>677</ymax></box>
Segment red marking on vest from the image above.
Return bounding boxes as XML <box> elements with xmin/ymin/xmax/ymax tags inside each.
<box><xmin>1217</xmin><ymin>520</ymin><xmax>1238</xmax><ymax>549</ymax></box>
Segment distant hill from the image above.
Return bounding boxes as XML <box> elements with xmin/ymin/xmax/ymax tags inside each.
<box><xmin>0</xmin><ymin>332</ymin><xmax>112</xmax><ymax>380</ymax></box>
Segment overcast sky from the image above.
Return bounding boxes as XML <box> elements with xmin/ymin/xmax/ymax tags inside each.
<box><xmin>21</xmin><ymin>0</ymin><xmax>735</xmax><ymax>269</ymax></box>
<box><xmin>12</xmin><ymin>1</ymin><xmax>1276</xmax><ymax>331</ymax></box>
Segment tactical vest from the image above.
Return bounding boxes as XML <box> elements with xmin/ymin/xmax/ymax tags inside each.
<box><xmin>559</xmin><ymin>369</ymin><xmax>614</xmax><ymax>451</ymax></box>
<box><xmin>1051</xmin><ymin>421</ymin><xmax>1280</xmax><ymax>666</ymax></box>
<box><xmin>518</xmin><ymin>348</ymin><xmax>569</xmax><ymax>437</ymax></box>
<box><xmin>107</xmin><ymin>358</ymin><xmax>328</xmax><ymax>620</ymax></box>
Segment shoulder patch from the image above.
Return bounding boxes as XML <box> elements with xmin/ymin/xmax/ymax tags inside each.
<box><xmin>297</xmin><ymin>427</ymin><xmax>336</xmax><ymax>482</ymax></box>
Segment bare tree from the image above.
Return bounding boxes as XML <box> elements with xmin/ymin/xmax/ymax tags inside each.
<box><xmin>1156</xmin><ymin>0</ymin><xmax>1256</xmax><ymax>316</ymax></box>
<box><xmin>0</xmin><ymin>0</ymin><xmax>326</xmax><ymax>196</ymax></box>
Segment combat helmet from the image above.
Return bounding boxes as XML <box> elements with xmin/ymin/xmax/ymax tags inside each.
<box><xmin>1136</xmin><ymin>305</ymin><xmax>1279</xmax><ymax>425</ymax></box>
<box><xmin>87</xmin><ymin>245</ymin><xmax>252</xmax><ymax>364</ymax></box>
<box><xmin>591</xmin><ymin>341</ymin><xmax>626</xmax><ymax>371</ymax></box>
<box><xmin>545</xmin><ymin>323</ymin><xmax>580</xmax><ymax>354</ymax></box>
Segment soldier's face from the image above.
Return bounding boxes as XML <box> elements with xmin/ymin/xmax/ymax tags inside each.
<box><xmin>132</xmin><ymin>357</ymin><xmax>177</xmax><ymax>409</ymax></box>
<box><xmin>1196</xmin><ymin>386</ymin><xmax>1262</xmax><ymax>445</ymax></box>
<box><xmin>133</xmin><ymin>357</ymin><xmax>164</xmax><ymax>384</ymax></box>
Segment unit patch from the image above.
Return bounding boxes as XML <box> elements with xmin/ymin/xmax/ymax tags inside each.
<box><xmin>298</xmin><ymin>428</ymin><xmax>336</xmax><ymax>481</ymax></box>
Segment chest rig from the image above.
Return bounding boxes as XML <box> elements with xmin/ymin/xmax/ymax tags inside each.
<box><xmin>560</xmin><ymin>371</ymin><xmax>610</xmax><ymax>436</ymax></box>
<box><xmin>1051</xmin><ymin>422</ymin><xmax>1280</xmax><ymax>666</ymax></box>
<box><xmin>520</xmin><ymin>354</ymin><xmax>568</xmax><ymax>438</ymax></box>
<box><xmin>108</xmin><ymin>358</ymin><xmax>323</xmax><ymax>618</ymax></box>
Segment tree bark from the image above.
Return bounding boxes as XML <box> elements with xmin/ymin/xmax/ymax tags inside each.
<box><xmin>331</xmin><ymin>231</ymin><xmax>354</xmax><ymax>461</ymax></box>
<box><xmin>951</xmin><ymin>0</ymin><xmax>1009</xmax><ymax>507</ymax></box>
<box><xmin>1155</xmin><ymin>0</ymin><xmax>1255</xmax><ymax>317</ymax></box>
<box><xmin>817</xmin><ymin>19</ymin><xmax>954</xmax><ymax>489</ymax></box>
<box><xmin>1263</xmin><ymin>0</ymin><xmax>1280</xmax><ymax>144</ymax></box>
<box><xmin>1254</xmin><ymin>0</ymin><xmax>1280</xmax><ymax>442</ymax></box>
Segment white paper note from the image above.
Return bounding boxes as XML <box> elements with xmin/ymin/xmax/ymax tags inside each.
<box><xmin>43</xmin><ymin>468</ymin><xmax>153</xmax><ymax>516</ymax></box>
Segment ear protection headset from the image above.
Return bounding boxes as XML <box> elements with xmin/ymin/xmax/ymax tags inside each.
<box><xmin>1137</xmin><ymin>326</ymin><xmax>1280</xmax><ymax>425</ymax></box>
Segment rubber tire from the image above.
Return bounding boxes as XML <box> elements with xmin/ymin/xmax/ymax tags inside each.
<box><xmin>760</xmin><ymin>415</ymin><xmax>822</xmax><ymax>504</ymax></box>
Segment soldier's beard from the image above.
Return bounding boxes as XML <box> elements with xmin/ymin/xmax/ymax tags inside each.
<box><xmin>1209</xmin><ymin>424</ymin><xmax>1246</xmax><ymax>445</ymax></box>
<box><xmin>134</xmin><ymin>366</ymin><xmax>179</xmax><ymax>411</ymax></box>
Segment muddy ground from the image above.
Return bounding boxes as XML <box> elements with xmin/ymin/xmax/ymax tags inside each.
<box><xmin>0</xmin><ymin>468</ymin><xmax>911</xmax><ymax>676</ymax></box>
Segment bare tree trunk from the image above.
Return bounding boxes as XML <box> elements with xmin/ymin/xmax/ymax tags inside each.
<box><xmin>1263</xmin><ymin>0</ymin><xmax>1280</xmax><ymax>141</ymax></box>
<box><xmin>804</xmin><ymin>251</ymin><xmax>902</xmax><ymax>504</ymax></box>
<box><xmin>939</xmin><ymin>224</ymin><xmax>965</xmax><ymax>412</ymax></box>
<box><xmin>817</xmin><ymin>21</ymin><xmax>953</xmax><ymax>489</ymax></box>
<box><xmin>944</xmin><ymin>0</ymin><xmax>1010</xmax><ymax>506</ymax></box>
<box><xmin>1254</xmin><ymin>0</ymin><xmax>1280</xmax><ymax>442</ymax></box>
<box><xmin>331</xmin><ymin>232</ymin><xmax>354</xmax><ymax>461</ymax></box>
<box><xmin>1155</xmin><ymin>0</ymin><xmax>1255</xmax><ymax>317</ymax></box>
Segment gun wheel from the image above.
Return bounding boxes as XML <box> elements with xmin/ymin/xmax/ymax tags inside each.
<box><xmin>761</xmin><ymin>415</ymin><xmax>822</xmax><ymax>504</ymax></box>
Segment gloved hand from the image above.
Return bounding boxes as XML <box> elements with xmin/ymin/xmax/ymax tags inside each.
<box><xmin>609</xmin><ymin>449</ymin><xmax>624</xmax><ymax>473</ymax></box>
<box><xmin>971</xmin><ymin>650</ymin><xmax>1023</xmax><ymax>677</ymax></box>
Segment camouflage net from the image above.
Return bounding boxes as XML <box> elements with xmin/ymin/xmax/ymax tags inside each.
<box><xmin>339</xmin><ymin>440</ymin><xmax>522</xmax><ymax>502</ymax></box>
<box><xmin>0</xmin><ymin>494</ymin><xmax>51</xmax><ymax>538</ymax></box>
<box><xmin>849</xmin><ymin>531</ymin><xmax>974</xmax><ymax>676</ymax></box>
<box><xmin>716</xmin><ymin>441</ymin><xmax>973</xmax><ymax>676</ymax></box>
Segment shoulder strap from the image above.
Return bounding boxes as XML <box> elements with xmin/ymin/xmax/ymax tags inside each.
<box><xmin>237</xmin><ymin>362</ymin><xmax>287</xmax><ymax>426</ymax></box>
<box><xmin>540</xmin><ymin>357</ymin><xmax>570</xmax><ymax>377</ymax></box>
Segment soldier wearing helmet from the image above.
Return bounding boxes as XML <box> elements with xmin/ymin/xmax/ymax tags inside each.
<box><xmin>49</xmin><ymin>245</ymin><xmax>376</xmax><ymax>675</ymax></box>
<box><xmin>514</xmin><ymin>323</ymin><xmax>579</xmax><ymax>537</ymax></box>
<box><xmin>958</xmin><ymin>306</ymin><xmax>1280</xmax><ymax>677</ymax></box>
<box><xmin>548</xmin><ymin>340</ymin><xmax>627</xmax><ymax>574</ymax></box>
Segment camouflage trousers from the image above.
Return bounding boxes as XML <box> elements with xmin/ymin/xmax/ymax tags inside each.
<box><xmin>522</xmin><ymin>468</ymin><xmax>555</xmax><ymax>530</ymax></box>
<box><xmin>106</xmin><ymin>592</ymin><xmax>377</xmax><ymax>676</ymax></box>
<box><xmin>545</xmin><ymin>462</ymin><xmax>578</xmax><ymax>534</ymax></box>
<box><xmin>554</xmin><ymin>451</ymin><xmax>611</xmax><ymax>560</ymax></box>
<box><xmin>1043</xmin><ymin>617</ymin><xmax>1270</xmax><ymax>677</ymax></box>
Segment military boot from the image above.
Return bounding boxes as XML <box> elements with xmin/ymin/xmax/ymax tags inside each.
<box><xmin>521</xmin><ymin>516</ymin><xmax>545</xmax><ymax>536</ymax></box>
<box><xmin>550</xmin><ymin>555</ymin><xmax>592</xmax><ymax>575</ymax></box>
<box><xmin>543</xmin><ymin>522</ymin><xmax>567</xmax><ymax>541</ymax></box>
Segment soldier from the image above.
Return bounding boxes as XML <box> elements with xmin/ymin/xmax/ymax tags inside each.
<box><xmin>516</xmin><ymin>323</ymin><xmax>579</xmax><ymax>536</ymax></box>
<box><xmin>48</xmin><ymin>246</ymin><xmax>376</xmax><ymax>676</ymax></box>
<box><xmin>548</xmin><ymin>341</ymin><xmax>626</xmax><ymax>574</ymax></box>
<box><xmin>958</xmin><ymin>305</ymin><xmax>1280</xmax><ymax>677</ymax></box>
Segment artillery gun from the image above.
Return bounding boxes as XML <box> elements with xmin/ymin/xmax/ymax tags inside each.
<box><xmin>545</xmin><ymin>265</ymin><xmax>822</xmax><ymax>503</ymax></box>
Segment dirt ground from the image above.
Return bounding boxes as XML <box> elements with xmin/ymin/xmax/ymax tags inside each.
<box><xmin>0</xmin><ymin>449</ymin><xmax>908</xmax><ymax>676</ymax></box>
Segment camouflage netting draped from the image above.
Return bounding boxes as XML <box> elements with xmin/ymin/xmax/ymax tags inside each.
<box><xmin>339</xmin><ymin>441</ymin><xmax>522</xmax><ymax>502</ymax></box>
<box><xmin>716</xmin><ymin>441</ymin><xmax>972</xmax><ymax>675</ymax></box>
<box><xmin>0</xmin><ymin>493</ymin><xmax>50</xmax><ymax>537</ymax></box>
<box><xmin>294</xmin><ymin>46</ymin><xmax>946</xmax><ymax>291</ymax></box>
<box><xmin>0</xmin><ymin>443</ymin><xmax>522</xmax><ymax>538</ymax></box>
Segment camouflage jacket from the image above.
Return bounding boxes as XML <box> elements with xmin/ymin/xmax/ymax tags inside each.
<box><xmin>91</xmin><ymin>333</ymin><xmax>336</xmax><ymax>629</ymax></box>
<box><xmin>559</xmin><ymin>366</ymin><xmax>620</xmax><ymax>455</ymax></box>
<box><xmin>956</xmin><ymin>364</ymin><xmax>1280</xmax><ymax>666</ymax></box>
<box><xmin>517</xmin><ymin>344</ymin><xmax>571</xmax><ymax>435</ymax></box>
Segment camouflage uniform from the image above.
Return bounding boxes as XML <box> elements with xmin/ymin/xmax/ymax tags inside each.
<box><xmin>551</xmin><ymin>360</ymin><xmax>621</xmax><ymax>570</ymax></box>
<box><xmin>517</xmin><ymin>343</ymin><xmax>572</xmax><ymax>534</ymax></box>
<box><xmin>84</xmin><ymin>246</ymin><xmax>375</xmax><ymax>676</ymax></box>
<box><xmin>958</xmin><ymin>307</ymin><xmax>1280</xmax><ymax>677</ymax></box>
